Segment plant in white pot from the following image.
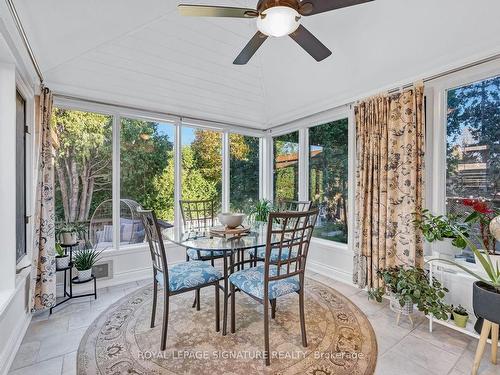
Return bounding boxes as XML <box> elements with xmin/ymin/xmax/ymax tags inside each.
<box><xmin>368</xmin><ymin>266</ymin><xmax>451</xmax><ymax>326</ymax></box>
<box><xmin>73</xmin><ymin>245</ymin><xmax>104</xmax><ymax>281</ymax></box>
<box><xmin>55</xmin><ymin>243</ymin><xmax>70</xmax><ymax>270</ymax></box>
<box><xmin>427</xmin><ymin>218</ymin><xmax>500</xmax><ymax>336</ymax></box>
<box><xmin>414</xmin><ymin>210</ymin><xmax>469</xmax><ymax>259</ymax></box>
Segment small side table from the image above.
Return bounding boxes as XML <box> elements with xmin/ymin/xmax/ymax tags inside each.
<box><xmin>50</xmin><ymin>243</ymin><xmax>98</xmax><ymax>314</ymax></box>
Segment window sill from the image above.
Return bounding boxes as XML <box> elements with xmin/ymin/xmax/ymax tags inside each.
<box><xmin>311</xmin><ymin>237</ymin><xmax>350</xmax><ymax>252</ymax></box>
<box><xmin>0</xmin><ymin>266</ymin><xmax>30</xmax><ymax>317</ymax></box>
<box><xmin>99</xmin><ymin>242</ymin><xmax>178</xmax><ymax>257</ymax></box>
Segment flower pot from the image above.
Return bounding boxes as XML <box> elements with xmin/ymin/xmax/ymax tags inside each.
<box><xmin>62</xmin><ymin>232</ymin><xmax>77</xmax><ymax>245</ymax></box>
<box><xmin>473</xmin><ymin>281</ymin><xmax>500</xmax><ymax>325</ymax></box>
<box><xmin>77</xmin><ymin>268</ymin><xmax>92</xmax><ymax>282</ymax></box>
<box><xmin>432</xmin><ymin>238</ymin><xmax>459</xmax><ymax>260</ymax></box>
<box><xmin>389</xmin><ymin>294</ymin><xmax>414</xmax><ymax>316</ymax></box>
<box><xmin>55</xmin><ymin>255</ymin><xmax>70</xmax><ymax>270</ymax></box>
<box><xmin>452</xmin><ymin>312</ymin><xmax>468</xmax><ymax>328</ymax></box>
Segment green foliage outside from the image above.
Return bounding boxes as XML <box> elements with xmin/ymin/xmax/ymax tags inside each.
<box><xmin>53</xmin><ymin>110</ymin><xmax>257</xmax><ymax>224</ymax></box>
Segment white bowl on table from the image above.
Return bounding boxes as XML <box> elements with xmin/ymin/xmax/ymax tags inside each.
<box><xmin>218</xmin><ymin>213</ymin><xmax>246</xmax><ymax>229</ymax></box>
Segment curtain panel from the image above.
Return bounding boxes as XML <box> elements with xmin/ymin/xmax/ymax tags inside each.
<box><xmin>30</xmin><ymin>86</ymin><xmax>56</xmax><ymax>311</ymax></box>
<box><xmin>353</xmin><ymin>83</ymin><xmax>425</xmax><ymax>289</ymax></box>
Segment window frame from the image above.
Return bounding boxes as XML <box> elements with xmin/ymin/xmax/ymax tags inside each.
<box><xmin>52</xmin><ymin>96</ymin><xmax>264</xmax><ymax>251</ymax></box>
<box><xmin>425</xmin><ymin>60</ymin><xmax>500</xmax><ymax>254</ymax></box>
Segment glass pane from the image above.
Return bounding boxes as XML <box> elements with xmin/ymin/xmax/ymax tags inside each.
<box><xmin>16</xmin><ymin>92</ymin><xmax>26</xmax><ymax>262</ymax></box>
<box><xmin>446</xmin><ymin>75</ymin><xmax>499</xmax><ymax>255</ymax></box>
<box><xmin>181</xmin><ymin>127</ymin><xmax>222</xmax><ymax>211</ymax></box>
<box><xmin>273</xmin><ymin>131</ymin><xmax>299</xmax><ymax>202</ymax></box>
<box><xmin>52</xmin><ymin>108</ymin><xmax>113</xmax><ymax>248</ymax></box>
<box><xmin>229</xmin><ymin>134</ymin><xmax>260</xmax><ymax>214</ymax></box>
<box><xmin>446</xmin><ymin>75</ymin><xmax>500</xmax><ymax>215</ymax></box>
<box><xmin>120</xmin><ymin>118</ymin><xmax>175</xmax><ymax>245</ymax></box>
<box><xmin>309</xmin><ymin>119</ymin><xmax>349</xmax><ymax>243</ymax></box>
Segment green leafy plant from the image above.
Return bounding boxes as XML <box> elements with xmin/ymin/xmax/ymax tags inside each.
<box><xmin>414</xmin><ymin>209</ymin><xmax>469</xmax><ymax>249</ymax></box>
<box><xmin>452</xmin><ymin>304</ymin><xmax>468</xmax><ymax>316</ymax></box>
<box><xmin>368</xmin><ymin>266</ymin><xmax>451</xmax><ymax>320</ymax></box>
<box><xmin>428</xmin><ymin>232</ymin><xmax>500</xmax><ymax>293</ymax></box>
<box><xmin>73</xmin><ymin>245</ymin><xmax>105</xmax><ymax>271</ymax></box>
<box><xmin>55</xmin><ymin>222</ymin><xmax>88</xmax><ymax>238</ymax></box>
<box><xmin>250</xmin><ymin>199</ymin><xmax>273</xmax><ymax>222</ymax></box>
<box><xmin>55</xmin><ymin>243</ymin><xmax>65</xmax><ymax>257</ymax></box>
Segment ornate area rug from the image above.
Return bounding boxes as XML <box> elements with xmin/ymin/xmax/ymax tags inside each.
<box><xmin>77</xmin><ymin>279</ymin><xmax>377</xmax><ymax>374</ymax></box>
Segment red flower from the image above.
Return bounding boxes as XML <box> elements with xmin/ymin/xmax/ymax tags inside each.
<box><xmin>462</xmin><ymin>199</ymin><xmax>476</xmax><ymax>207</ymax></box>
<box><xmin>472</xmin><ymin>201</ymin><xmax>494</xmax><ymax>214</ymax></box>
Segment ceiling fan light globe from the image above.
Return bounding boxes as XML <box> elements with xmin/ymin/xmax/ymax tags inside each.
<box><xmin>256</xmin><ymin>6</ymin><xmax>300</xmax><ymax>37</ymax></box>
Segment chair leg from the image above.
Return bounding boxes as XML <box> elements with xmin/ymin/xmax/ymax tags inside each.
<box><xmin>214</xmin><ymin>282</ymin><xmax>220</xmax><ymax>332</ymax></box>
<box><xmin>491</xmin><ymin>323</ymin><xmax>499</xmax><ymax>365</ymax></box>
<box><xmin>263</xmin><ymin>298</ymin><xmax>270</xmax><ymax>366</ymax></box>
<box><xmin>230</xmin><ymin>283</ymin><xmax>236</xmax><ymax>333</ymax></box>
<box><xmin>472</xmin><ymin>320</ymin><xmax>492</xmax><ymax>375</ymax></box>
<box><xmin>160</xmin><ymin>290</ymin><xmax>170</xmax><ymax>351</ymax></box>
<box><xmin>151</xmin><ymin>279</ymin><xmax>158</xmax><ymax>328</ymax></box>
<box><xmin>271</xmin><ymin>299</ymin><xmax>276</xmax><ymax>319</ymax></box>
<box><xmin>299</xmin><ymin>288</ymin><xmax>307</xmax><ymax>347</ymax></box>
<box><xmin>196</xmin><ymin>288</ymin><xmax>201</xmax><ymax>311</ymax></box>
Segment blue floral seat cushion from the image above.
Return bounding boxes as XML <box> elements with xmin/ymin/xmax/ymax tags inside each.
<box><xmin>187</xmin><ymin>248</ymin><xmax>225</xmax><ymax>260</ymax></box>
<box><xmin>228</xmin><ymin>265</ymin><xmax>300</xmax><ymax>300</ymax></box>
<box><xmin>155</xmin><ymin>261</ymin><xmax>222</xmax><ymax>292</ymax></box>
<box><xmin>246</xmin><ymin>247</ymin><xmax>298</xmax><ymax>262</ymax></box>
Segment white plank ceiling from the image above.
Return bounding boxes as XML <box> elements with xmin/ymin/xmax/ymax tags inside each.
<box><xmin>13</xmin><ymin>0</ymin><xmax>500</xmax><ymax>129</ymax></box>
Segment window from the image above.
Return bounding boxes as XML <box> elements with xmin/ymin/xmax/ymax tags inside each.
<box><xmin>120</xmin><ymin>118</ymin><xmax>175</xmax><ymax>244</ymax></box>
<box><xmin>445</xmin><ymin>75</ymin><xmax>499</xmax><ymax>216</ymax></box>
<box><xmin>52</xmin><ymin>108</ymin><xmax>113</xmax><ymax>245</ymax></box>
<box><xmin>16</xmin><ymin>91</ymin><xmax>26</xmax><ymax>263</ymax></box>
<box><xmin>229</xmin><ymin>134</ymin><xmax>260</xmax><ymax>213</ymax></box>
<box><xmin>309</xmin><ymin>119</ymin><xmax>349</xmax><ymax>243</ymax></box>
<box><xmin>181</xmin><ymin>127</ymin><xmax>222</xmax><ymax>210</ymax></box>
<box><xmin>273</xmin><ymin>131</ymin><xmax>299</xmax><ymax>202</ymax></box>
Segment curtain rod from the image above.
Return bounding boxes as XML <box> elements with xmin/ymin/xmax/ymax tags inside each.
<box><xmin>5</xmin><ymin>0</ymin><xmax>44</xmax><ymax>83</ymax></box>
<box><xmin>387</xmin><ymin>52</ymin><xmax>500</xmax><ymax>93</ymax></box>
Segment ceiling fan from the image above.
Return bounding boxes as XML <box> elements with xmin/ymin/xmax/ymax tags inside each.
<box><xmin>178</xmin><ymin>0</ymin><xmax>373</xmax><ymax>65</ymax></box>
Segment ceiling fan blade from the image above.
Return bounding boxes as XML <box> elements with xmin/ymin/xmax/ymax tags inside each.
<box><xmin>178</xmin><ymin>4</ymin><xmax>258</xmax><ymax>18</ymax></box>
<box><xmin>233</xmin><ymin>31</ymin><xmax>268</xmax><ymax>65</ymax></box>
<box><xmin>299</xmin><ymin>0</ymin><xmax>374</xmax><ymax>16</ymax></box>
<box><xmin>289</xmin><ymin>25</ymin><xmax>332</xmax><ymax>62</ymax></box>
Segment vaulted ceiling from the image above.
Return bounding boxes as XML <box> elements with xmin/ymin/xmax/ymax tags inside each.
<box><xmin>13</xmin><ymin>0</ymin><xmax>500</xmax><ymax>129</ymax></box>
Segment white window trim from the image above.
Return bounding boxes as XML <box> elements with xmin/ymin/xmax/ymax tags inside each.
<box><xmin>425</xmin><ymin>59</ymin><xmax>500</xmax><ymax>216</ymax></box>
<box><xmin>52</xmin><ymin>97</ymin><xmax>265</xmax><ymax>251</ymax></box>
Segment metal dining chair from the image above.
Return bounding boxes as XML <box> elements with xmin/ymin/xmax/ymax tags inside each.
<box><xmin>180</xmin><ymin>199</ymin><xmax>226</xmax><ymax>310</ymax></box>
<box><xmin>137</xmin><ymin>209</ymin><xmax>222</xmax><ymax>351</ymax></box>
<box><xmin>247</xmin><ymin>199</ymin><xmax>313</xmax><ymax>263</ymax></box>
<box><xmin>227</xmin><ymin>209</ymin><xmax>319</xmax><ymax>366</ymax></box>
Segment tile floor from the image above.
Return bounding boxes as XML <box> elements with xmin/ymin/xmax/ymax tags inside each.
<box><xmin>7</xmin><ymin>273</ymin><xmax>498</xmax><ymax>375</ymax></box>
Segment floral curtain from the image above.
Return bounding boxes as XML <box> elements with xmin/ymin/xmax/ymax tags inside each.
<box><xmin>30</xmin><ymin>86</ymin><xmax>56</xmax><ymax>311</ymax></box>
<box><xmin>353</xmin><ymin>83</ymin><xmax>425</xmax><ymax>289</ymax></box>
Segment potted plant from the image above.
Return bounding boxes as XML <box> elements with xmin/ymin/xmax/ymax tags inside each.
<box><xmin>451</xmin><ymin>305</ymin><xmax>469</xmax><ymax>328</ymax></box>
<box><xmin>427</xmin><ymin>219</ymin><xmax>500</xmax><ymax>335</ymax></box>
<box><xmin>56</xmin><ymin>222</ymin><xmax>78</xmax><ymax>245</ymax></box>
<box><xmin>461</xmin><ymin>199</ymin><xmax>500</xmax><ymax>264</ymax></box>
<box><xmin>414</xmin><ymin>209</ymin><xmax>469</xmax><ymax>259</ymax></box>
<box><xmin>250</xmin><ymin>199</ymin><xmax>273</xmax><ymax>223</ymax></box>
<box><xmin>55</xmin><ymin>243</ymin><xmax>70</xmax><ymax>269</ymax></box>
<box><xmin>73</xmin><ymin>244</ymin><xmax>104</xmax><ymax>281</ymax></box>
<box><xmin>368</xmin><ymin>266</ymin><xmax>451</xmax><ymax>321</ymax></box>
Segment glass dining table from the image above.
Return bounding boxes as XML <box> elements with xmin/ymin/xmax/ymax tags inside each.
<box><xmin>162</xmin><ymin>222</ymin><xmax>271</xmax><ymax>335</ymax></box>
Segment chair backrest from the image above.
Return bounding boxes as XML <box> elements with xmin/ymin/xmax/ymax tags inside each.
<box><xmin>179</xmin><ymin>199</ymin><xmax>215</xmax><ymax>231</ymax></box>
<box><xmin>137</xmin><ymin>209</ymin><xmax>169</xmax><ymax>287</ymax></box>
<box><xmin>276</xmin><ymin>200</ymin><xmax>312</xmax><ymax>212</ymax></box>
<box><xmin>264</xmin><ymin>208</ymin><xmax>319</xmax><ymax>295</ymax></box>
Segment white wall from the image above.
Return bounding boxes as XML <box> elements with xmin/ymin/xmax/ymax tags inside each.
<box><xmin>0</xmin><ymin>31</ymin><xmax>33</xmax><ymax>375</ymax></box>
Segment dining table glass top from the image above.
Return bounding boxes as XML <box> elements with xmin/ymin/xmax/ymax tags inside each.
<box><xmin>162</xmin><ymin>221</ymin><xmax>274</xmax><ymax>252</ymax></box>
